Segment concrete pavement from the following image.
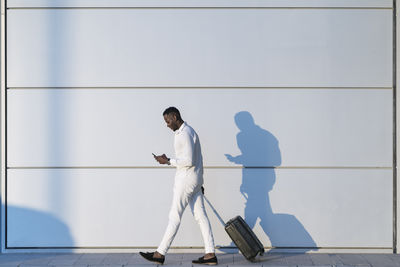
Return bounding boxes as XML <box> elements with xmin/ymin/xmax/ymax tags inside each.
<box><xmin>0</xmin><ymin>253</ymin><xmax>398</xmax><ymax>267</ymax></box>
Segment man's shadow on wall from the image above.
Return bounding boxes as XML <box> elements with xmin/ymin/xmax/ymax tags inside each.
<box><xmin>224</xmin><ymin>111</ymin><xmax>316</xmax><ymax>253</ymax></box>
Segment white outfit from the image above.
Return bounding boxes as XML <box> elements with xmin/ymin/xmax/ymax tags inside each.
<box><xmin>157</xmin><ymin>122</ymin><xmax>215</xmax><ymax>255</ymax></box>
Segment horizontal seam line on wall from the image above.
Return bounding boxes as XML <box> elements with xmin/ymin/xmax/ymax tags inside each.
<box><xmin>6</xmin><ymin>7</ymin><xmax>393</xmax><ymax>10</ymax></box>
<box><xmin>6</xmin><ymin>166</ymin><xmax>393</xmax><ymax>170</ymax></box>
<box><xmin>6</xmin><ymin>87</ymin><xmax>394</xmax><ymax>90</ymax></box>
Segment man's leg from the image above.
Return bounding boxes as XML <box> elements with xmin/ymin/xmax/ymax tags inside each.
<box><xmin>157</xmin><ymin>185</ymin><xmax>192</xmax><ymax>255</ymax></box>
<box><xmin>190</xmin><ymin>190</ymin><xmax>216</xmax><ymax>256</ymax></box>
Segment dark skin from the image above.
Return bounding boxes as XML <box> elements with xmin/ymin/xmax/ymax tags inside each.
<box><xmin>153</xmin><ymin>113</ymin><xmax>183</xmax><ymax>165</ymax></box>
<box><xmin>152</xmin><ymin>113</ymin><xmax>216</xmax><ymax>260</ymax></box>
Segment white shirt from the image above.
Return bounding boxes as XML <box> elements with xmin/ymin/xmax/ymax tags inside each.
<box><xmin>169</xmin><ymin>122</ymin><xmax>204</xmax><ymax>181</ymax></box>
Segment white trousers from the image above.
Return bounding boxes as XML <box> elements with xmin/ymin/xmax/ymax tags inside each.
<box><xmin>157</xmin><ymin>179</ymin><xmax>215</xmax><ymax>255</ymax></box>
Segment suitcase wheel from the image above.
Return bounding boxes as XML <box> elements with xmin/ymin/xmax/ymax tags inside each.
<box><xmin>247</xmin><ymin>257</ymin><xmax>256</xmax><ymax>262</ymax></box>
<box><xmin>259</xmin><ymin>249</ymin><xmax>265</xmax><ymax>256</ymax></box>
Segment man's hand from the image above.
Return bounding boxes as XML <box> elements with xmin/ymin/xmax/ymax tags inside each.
<box><xmin>153</xmin><ymin>153</ymin><xmax>170</xmax><ymax>165</ymax></box>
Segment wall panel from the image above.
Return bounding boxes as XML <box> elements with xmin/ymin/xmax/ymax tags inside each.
<box><xmin>7</xmin><ymin>168</ymin><xmax>392</xmax><ymax>248</ymax></box>
<box><xmin>7</xmin><ymin>9</ymin><xmax>392</xmax><ymax>88</ymax></box>
<box><xmin>7</xmin><ymin>89</ymin><xmax>392</xmax><ymax>168</ymax></box>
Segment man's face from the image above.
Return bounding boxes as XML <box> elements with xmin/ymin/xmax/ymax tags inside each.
<box><xmin>164</xmin><ymin>113</ymin><xmax>179</xmax><ymax>131</ymax></box>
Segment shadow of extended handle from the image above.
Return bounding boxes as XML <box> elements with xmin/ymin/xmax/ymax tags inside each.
<box><xmin>203</xmin><ymin>195</ymin><xmax>226</xmax><ymax>226</ymax></box>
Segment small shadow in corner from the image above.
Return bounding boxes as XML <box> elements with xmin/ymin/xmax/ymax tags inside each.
<box><xmin>6</xmin><ymin>205</ymin><xmax>74</xmax><ymax>249</ymax></box>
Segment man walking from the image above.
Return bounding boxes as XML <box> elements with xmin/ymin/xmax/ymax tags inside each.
<box><xmin>140</xmin><ymin>107</ymin><xmax>218</xmax><ymax>265</ymax></box>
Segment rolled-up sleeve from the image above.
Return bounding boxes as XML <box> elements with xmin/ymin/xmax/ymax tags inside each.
<box><xmin>170</xmin><ymin>131</ymin><xmax>194</xmax><ymax>167</ymax></box>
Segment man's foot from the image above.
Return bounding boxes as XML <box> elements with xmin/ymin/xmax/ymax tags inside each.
<box><xmin>192</xmin><ymin>254</ymin><xmax>218</xmax><ymax>265</ymax></box>
<box><xmin>139</xmin><ymin>251</ymin><xmax>165</xmax><ymax>265</ymax></box>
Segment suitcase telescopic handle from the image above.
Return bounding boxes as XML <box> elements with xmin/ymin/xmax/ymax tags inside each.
<box><xmin>203</xmin><ymin>195</ymin><xmax>226</xmax><ymax>226</ymax></box>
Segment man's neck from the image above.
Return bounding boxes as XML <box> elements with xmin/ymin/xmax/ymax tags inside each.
<box><xmin>176</xmin><ymin>120</ymin><xmax>184</xmax><ymax>130</ymax></box>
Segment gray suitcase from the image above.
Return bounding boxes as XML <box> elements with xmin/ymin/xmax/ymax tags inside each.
<box><xmin>225</xmin><ymin>215</ymin><xmax>264</xmax><ymax>261</ymax></box>
<box><xmin>204</xmin><ymin>196</ymin><xmax>264</xmax><ymax>261</ymax></box>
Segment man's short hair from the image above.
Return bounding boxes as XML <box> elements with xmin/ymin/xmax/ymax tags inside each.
<box><xmin>163</xmin><ymin>107</ymin><xmax>182</xmax><ymax>121</ymax></box>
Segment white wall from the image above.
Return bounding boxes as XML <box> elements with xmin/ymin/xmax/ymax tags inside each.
<box><xmin>5</xmin><ymin>0</ymin><xmax>393</xmax><ymax>251</ymax></box>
